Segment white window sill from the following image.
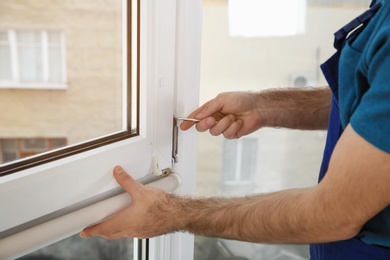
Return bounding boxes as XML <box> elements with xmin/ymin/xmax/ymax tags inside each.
<box><xmin>0</xmin><ymin>82</ymin><xmax>68</xmax><ymax>90</ymax></box>
<box><xmin>223</xmin><ymin>181</ymin><xmax>254</xmax><ymax>186</ymax></box>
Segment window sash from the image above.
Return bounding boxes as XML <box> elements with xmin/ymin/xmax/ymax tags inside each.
<box><xmin>0</xmin><ymin>0</ymin><xmax>202</xmax><ymax>259</ymax></box>
<box><xmin>0</xmin><ymin>0</ymin><xmax>139</xmax><ymax>176</ymax></box>
<box><xmin>0</xmin><ymin>0</ymin><xmax>141</xmax><ymax>232</ymax></box>
<box><xmin>0</xmin><ymin>0</ymin><xmax>178</xmax><ymax>257</ymax></box>
<box><xmin>0</xmin><ymin>174</ymin><xmax>181</xmax><ymax>259</ymax></box>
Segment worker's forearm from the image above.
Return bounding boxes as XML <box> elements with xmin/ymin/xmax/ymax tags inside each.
<box><xmin>168</xmin><ymin>188</ymin><xmax>355</xmax><ymax>244</ymax></box>
<box><xmin>257</xmin><ymin>87</ymin><xmax>332</xmax><ymax>130</ymax></box>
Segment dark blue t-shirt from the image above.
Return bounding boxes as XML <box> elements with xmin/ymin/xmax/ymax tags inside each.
<box><xmin>338</xmin><ymin>0</ymin><xmax>390</xmax><ymax>247</ymax></box>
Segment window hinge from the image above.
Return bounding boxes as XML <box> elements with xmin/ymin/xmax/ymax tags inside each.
<box><xmin>172</xmin><ymin>117</ymin><xmax>199</xmax><ymax>163</ymax></box>
<box><xmin>152</xmin><ymin>156</ymin><xmax>174</xmax><ymax>176</ymax></box>
<box><xmin>172</xmin><ymin>117</ymin><xmax>179</xmax><ymax>163</ymax></box>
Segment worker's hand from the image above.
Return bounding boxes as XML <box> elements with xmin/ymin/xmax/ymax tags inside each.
<box><xmin>80</xmin><ymin>166</ymin><xmax>175</xmax><ymax>240</ymax></box>
<box><xmin>180</xmin><ymin>91</ymin><xmax>265</xmax><ymax>139</ymax></box>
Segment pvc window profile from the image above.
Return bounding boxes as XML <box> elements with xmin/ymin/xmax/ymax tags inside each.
<box><xmin>0</xmin><ymin>173</ymin><xmax>181</xmax><ymax>260</ymax></box>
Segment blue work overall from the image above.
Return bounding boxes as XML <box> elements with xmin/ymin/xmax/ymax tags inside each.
<box><xmin>309</xmin><ymin>1</ymin><xmax>390</xmax><ymax>259</ymax></box>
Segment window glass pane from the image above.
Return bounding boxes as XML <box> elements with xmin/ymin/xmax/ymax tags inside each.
<box><xmin>0</xmin><ymin>46</ymin><xmax>11</xmax><ymax>80</ymax></box>
<box><xmin>0</xmin><ymin>0</ymin><xmax>138</xmax><ymax>168</ymax></box>
<box><xmin>0</xmin><ymin>31</ymin><xmax>7</xmax><ymax>41</ymax></box>
<box><xmin>222</xmin><ymin>140</ymin><xmax>238</xmax><ymax>182</ymax></box>
<box><xmin>22</xmin><ymin>139</ymin><xmax>48</xmax><ymax>152</ymax></box>
<box><xmin>240</xmin><ymin>138</ymin><xmax>257</xmax><ymax>182</ymax></box>
<box><xmin>222</xmin><ymin>138</ymin><xmax>257</xmax><ymax>185</ymax></box>
<box><xmin>48</xmin><ymin>31</ymin><xmax>62</xmax><ymax>44</ymax></box>
<box><xmin>17</xmin><ymin>235</ymin><xmax>133</xmax><ymax>260</ymax></box>
<box><xmin>48</xmin><ymin>45</ymin><xmax>63</xmax><ymax>82</ymax></box>
<box><xmin>1</xmin><ymin>139</ymin><xmax>18</xmax><ymax>163</ymax></box>
<box><xmin>0</xmin><ymin>31</ymin><xmax>11</xmax><ymax>80</ymax></box>
<box><xmin>48</xmin><ymin>31</ymin><xmax>64</xmax><ymax>82</ymax></box>
<box><xmin>195</xmin><ymin>0</ymin><xmax>370</xmax><ymax>259</ymax></box>
<box><xmin>0</xmin><ymin>138</ymin><xmax>68</xmax><ymax>164</ymax></box>
<box><xmin>17</xmin><ymin>30</ymin><xmax>40</xmax><ymax>43</ymax></box>
<box><xmin>18</xmin><ymin>44</ymin><xmax>43</xmax><ymax>81</ymax></box>
<box><xmin>17</xmin><ymin>31</ymin><xmax>43</xmax><ymax>81</ymax></box>
<box><xmin>50</xmin><ymin>138</ymin><xmax>67</xmax><ymax>149</ymax></box>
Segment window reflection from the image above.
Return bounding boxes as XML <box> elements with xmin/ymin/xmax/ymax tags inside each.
<box><xmin>16</xmin><ymin>235</ymin><xmax>133</xmax><ymax>260</ymax></box>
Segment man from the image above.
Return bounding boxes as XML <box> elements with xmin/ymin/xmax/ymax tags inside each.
<box><xmin>80</xmin><ymin>0</ymin><xmax>390</xmax><ymax>258</ymax></box>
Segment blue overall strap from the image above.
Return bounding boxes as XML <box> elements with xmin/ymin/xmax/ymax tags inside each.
<box><xmin>334</xmin><ymin>2</ymin><xmax>381</xmax><ymax>50</ymax></box>
<box><xmin>310</xmin><ymin>1</ymin><xmax>390</xmax><ymax>259</ymax></box>
<box><xmin>317</xmin><ymin>52</ymin><xmax>342</xmax><ymax>182</ymax></box>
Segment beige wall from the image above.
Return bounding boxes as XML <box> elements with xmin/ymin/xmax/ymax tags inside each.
<box><xmin>0</xmin><ymin>0</ymin><xmax>123</xmax><ymax>144</ymax></box>
<box><xmin>200</xmin><ymin>6</ymin><xmax>366</xmax><ymax>96</ymax></box>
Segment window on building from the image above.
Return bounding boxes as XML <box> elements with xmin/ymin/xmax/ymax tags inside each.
<box><xmin>0</xmin><ymin>138</ymin><xmax>67</xmax><ymax>164</ymax></box>
<box><xmin>0</xmin><ymin>31</ymin><xmax>12</xmax><ymax>80</ymax></box>
<box><xmin>222</xmin><ymin>138</ymin><xmax>257</xmax><ymax>185</ymax></box>
<box><xmin>0</xmin><ymin>30</ymin><xmax>66</xmax><ymax>88</ymax></box>
<box><xmin>228</xmin><ymin>0</ymin><xmax>307</xmax><ymax>37</ymax></box>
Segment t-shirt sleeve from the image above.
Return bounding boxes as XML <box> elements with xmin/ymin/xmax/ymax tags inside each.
<box><xmin>350</xmin><ymin>26</ymin><xmax>390</xmax><ymax>154</ymax></box>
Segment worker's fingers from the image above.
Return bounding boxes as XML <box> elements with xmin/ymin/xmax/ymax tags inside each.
<box><xmin>209</xmin><ymin>114</ymin><xmax>237</xmax><ymax>136</ymax></box>
<box><xmin>99</xmin><ymin>229</ymin><xmax>128</xmax><ymax>240</ymax></box>
<box><xmin>80</xmin><ymin>206</ymin><xmax>138</xmax><ymax>239</ymax></box>
<box><xmin>180</xmin><ymin>97</ymin><xmax>225</xmax><ymax>131</ymax></box>
<box><xmin>194</xmin><ymin>117</ymin><xmax>218</xmax><ymax>132</ymax></box>
<box><xmin>222</xmin><ymin>119</ymin><xmax>244</xmax><ymax>139</ymax></box>
<box><xmin>180</xmin><ymin>107</ymin><xmax>206</xmax><ymax>131</ymax></box>
<box><xmin>194</xmin><ymin>98</ymin><xmax>224</xmax><ymax>120</ymax></box>
<box><xmin>180</xmin><ymin>120</ymin><xmax>196</xmax><ymax>131</ymax></box>
<box><xmin>80</xmin><ymin>210</ymin><xmax>123</xmax><ymax>238</ymax></box>
<box><xmin>80</xmin><ymin>166</ymin><xmax>170</xmax><ymax>240</ymax></box>
<box><xmin>113</xmin><ymin>166</ymin><xmax>142</xmax><ymax>196</ymax></box>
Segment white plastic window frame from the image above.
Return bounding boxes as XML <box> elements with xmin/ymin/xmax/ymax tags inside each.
<box><xmin>0</xmin><ymin>29</ymin><xmax>67</xmax><ymax>90</ymax></box>
<box><xmin>0</xmin><ymin>0</ymin><xmax>202</xmax><ymax>259</ymax></box>
<box><xmin>148</xmin><ymin>0</ymin><xmax>201</xmax><ymax>259</ymax></box>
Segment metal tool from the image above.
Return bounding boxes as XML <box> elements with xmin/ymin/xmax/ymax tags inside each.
<box><xmin>176</xmin><ymin>117</ymin><xmax>200</xmax><ymax>123</ymax></box>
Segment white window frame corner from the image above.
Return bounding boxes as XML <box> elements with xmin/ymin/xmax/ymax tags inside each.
<box><xmin>148</xmin><ymin>0</ymin><xmax>203</xmax><ymax>259</ymax></box>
